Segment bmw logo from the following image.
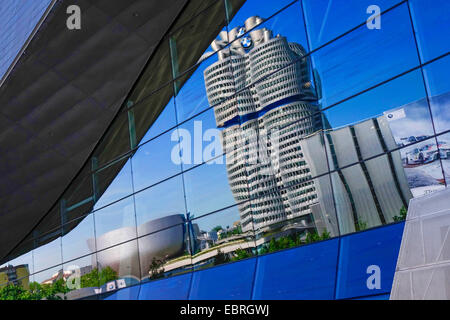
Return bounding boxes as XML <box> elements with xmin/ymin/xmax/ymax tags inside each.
<box><xmin>387</xmin><ymin>114</ymin><xmax>393</xmax><ymax>119</ymax></box>
<box><xmin>241</xmin><ymin>36</ymin><xmax>253</xmax><ymax>49</ymax></box>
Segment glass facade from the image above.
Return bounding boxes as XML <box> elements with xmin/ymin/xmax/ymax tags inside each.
<box><xmin>0</xmin><ymin>0</ymin><xmax>449</xmax><ymax>300</ymax></box>
<box><xmin>0</xmin><ymin>0</ymin><xmax>53</xmax><ymax>80</ymax></box>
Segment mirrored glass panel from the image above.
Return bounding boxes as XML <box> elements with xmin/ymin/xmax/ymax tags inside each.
<box><xmin>331</xmin><ymin>164</ymin><xmax>385</xmax><ymax>234</ymax></box>
<box><xmin>0</xmin><ymin>251</ymin><xmax>33</xmax><ymax>290</ymax></box>
<box><xmin>323</xmin><ymin>70</ymin><xmax>435</xmax><ymax>165</ymax></box>
<box><xmin>176</xmin><ymin>107</ymin><xmax>224</xmax><ymax>171</ymax></box>
<box><xmin>94</xmin><ymin>196</ymin><xmax>136</xmax><ymax>252</ymax></box>
<box><xmin>254</xmin><ymin>175</ymin><xmax>338</xmax><ymax>255</ymax></box>
<box><xmin>138</xmin><ymin>222</ymin><xmax>191</xmax><ymax>283</ymax></box>
<box><xmin>31</xmin><ymin>265</ymin><xmax>64</xmax><ymax>297</ymax></box>
<box><xmin>228</xmin><ymin>1</ymin><xmax>310</xmax><ymax>89</ymax></box>
<box><xmin>227</xmin><ymin>0</ymin><xmax>296</xmax><ymax>32</ymax></box>
<box><xmin>63</xmin><ymin>254</ymin><xmax>98</xmax><ymax>300</ymax></box>
<box><xmin>332</xmin><ymin>141</ymin><xmax>445</xmax><ymax>235</ymax></box>
<box><xmin>132</xmin><ymin>130</ymin><xmax>183</xmax><ymax>192</ymax></box>
<box><xmin>96</xmin><ymin>239</ymin><xmax>140</xmax><ymax>291</ymax></box>
<box><xmin>358</xmin><ymin>154</ymin><xmax>411</xmax><ymax>224</ymax></box>
<box><xmin>183</xmin><ymin>153</ymin><xmax>237</xmax><ymax>217</ymax></box>
<box><xmin>174</xmin><ymin>47</ymin><xmax>234</xmax><ymax>124</ymax></box>
<box><xmin>61</xmin><ymin>214</ymin><xmax>95</xmax><ymax>264</ymax></box>
<box><xmin>408</xmin><ymin>0</ymin><xmax>450</xmax><ymax>62</ymax></box>
<box><xmin>94</xmin><ymin>157</ymin><xmax>134</xmax><ymax>210</ymax></box>
<box><xmin>423</xmin><ymin>55</ymin><xmax>450</xmax><ymax>135</ymax></box>
<box><xmin>437</xmin><ymin>133</ymin><xmax>450</xmax><ymax>187</ymax></box>
<box><xmin>191</xmin><ymin>206</ymin><xmax>256</xmax><ymax>270</ymax></box>
<box><xmin>33</xmin><ymin>234</ymin><xmax>62</xmax><ymax>274</ymax></box>
<box><xmin>311</xmin><ymin>2</ymin><xmax>419</xmax><ymax>108</ymax></box>
<box><xmin>399</xmin><ymin>136</ymin><xmax>447</xmax><ymax>198</ymax></box>
<box><xmin>212</xmin><ymin>70</ymin><xmax>327</xmax><ymax>235</ymax></box>
<box><xmin>303</xmin><ymin>0</ymin><xmax>402</xmax><ymax>50</ymax></box>
<box><xmin>134</xmin><ymin>175</ymin><xmax>186</xmax><ymax>237</ymax></box>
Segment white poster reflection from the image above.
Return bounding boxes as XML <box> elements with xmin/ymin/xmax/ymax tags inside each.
<box><xmin>384</xmin><ymin>101</ymin><xmax>449</xmax><ymax>197</ymax></box>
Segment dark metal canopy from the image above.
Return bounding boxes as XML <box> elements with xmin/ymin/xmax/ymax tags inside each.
<box><xmin>0</xmin><ymin>0</ymin><xmax>191</xmax><ymax>262</ymax></box>
<box><xmin>0</xmin><ymin>0</ymin><xmax>245</xmax><ymax>265</ymax></box>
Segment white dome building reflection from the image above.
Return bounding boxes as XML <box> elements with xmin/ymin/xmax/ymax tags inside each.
<box><xmin>88</xmin><ymin>214</ymin><xmax>190</xmax><ymax>281</ymax></box>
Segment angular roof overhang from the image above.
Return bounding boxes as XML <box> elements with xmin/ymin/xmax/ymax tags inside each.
<box><xmin>0</xmin><ymin>0</ymin><xmax>245</xmax><ymax>265</ymax></box>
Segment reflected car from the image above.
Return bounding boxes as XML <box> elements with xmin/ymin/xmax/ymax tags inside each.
<box><xmin>405</xmin><ymin>142</ymin><xmax>449</xmax><ymax>164</ymax></box>
<box><xmin>406</xmin><ymin>147</ymin><xmax>426</xmax><ymax>164</ymax></box>
<box><xmin>437</xmin><ymin>141</ymin><xmax>450</xmax><ymax>159</ymax></box>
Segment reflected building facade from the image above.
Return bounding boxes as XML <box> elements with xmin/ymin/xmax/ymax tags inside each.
<box><xmin>204</xmin><ymin>16</ymin><xmax>415</xmax><ymax>240</ymax></box>
<box><xmin>0</xmin><ymin>264</ymin><xmax>29</xmax><ymax>289</ymax></box>
<box><xmin>1</xmin><ymin>0</ymin><xmax>449</xmax><ymax>301</ymax></box>
<box><xmin>204</xmin><ymin>16</ymin><xmax>322</xmax><ymax>233</ymax></box>
<box><xmin>301</xmin><ymin>116</ymin><xmax>413</xmax><ymax>235</ymax></box>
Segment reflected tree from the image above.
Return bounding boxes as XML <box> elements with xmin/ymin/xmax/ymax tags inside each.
<box><xmin>0</xmin><ymin>279</ymin><xmax>70</xmax><ymax>300</ymax></box>
<box><xmin>149</xmin><ymin>257</ymin><xmax>166</xmax><ymax>280</ymax></box>
<box><xmin>214</xmin><ymin>249</ymin><xmax>229</xmax><ymax>265</ymax></box>
<box><xmin>393</xmin><ymin>206</ymin><xmax>408</xmax><ymax>222</ymax></box>
<box><xmin>80</xmin><ymin>266</ymin><xmax>118</xmax><ymax>288</ymax></box>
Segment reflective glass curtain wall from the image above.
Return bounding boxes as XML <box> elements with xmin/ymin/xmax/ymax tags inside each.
<box><xmin>0</xmin><ymin>0</ymin><xmax>53</xmax><ymax>80</ymax></box>
<box><xmin>0</xmin><ymin>0</ymin><xmax>449</xmax><ymax>300</ymax></box>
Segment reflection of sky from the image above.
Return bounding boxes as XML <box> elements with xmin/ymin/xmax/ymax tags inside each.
<box><xmin>183</xmin><ymin>155</ymin><xmax>236</xmax><ymax>219</ymax></box>
<box><xmin>314</xmin><ymin>4</ymin><xmax>419</xmax><ymax>108</ymax></box>
<box><xmin>134</xmin><ymin>175</ymin><xmax>186</xmax><ymax>226</ymax></box>
<box><xmin>325</xmin><ymin>70</ymin><xmax>427</xmax><ymax>129</ymax></box>
<box><xmin>228</xmin><ymin>0</ymin><xmax>295</xmax><ymax>32</ymax></box>
<box><xmin>423</xmin><ymin>55</ymin><xmax>450</xmax><ymax>133</ymax></box>
<box><xmin>46</xmin><ymin>0</ymin><xmax>450</xmax><ymax>269</ymax></box>
<box><xmin>429</xmin><ymin>93</ymin><xmax>450</xmax><ymax>134</ymax></box>
<box><xmin>0</xmin><ymin>0</ymin><xmax>52</xmax><ymax>79</ymax></box>
<box><xmin>229</xmin><ymin>0</ymin><xmax>308</xmax><ymax>48</ymax></box>
<box><xmin>193</xmin><ymin>206</ymin><xmax>242</xmax><ymax>234</ymax></box>
<box><xmin>94</xmin><ymin>160</ymin><xmax>133</xmax><ymax>210</ymax></box>
<box><xmin>303</xmin><ymin>0</ymin><xmax>401</xmax><ymax>49</ymax></box>
<box><xmin>408</xmin><ymin>0</ymin><xmax>450</xmax><ymax>62</ymax></box>
<box><xmin>176</xmin><ymin>62</ymin><xmax>211</xmax><ymax>121</ymax></box>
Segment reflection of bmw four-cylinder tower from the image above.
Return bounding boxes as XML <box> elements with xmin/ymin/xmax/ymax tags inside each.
<box><xmin>204</xmin><ymin>16</ymin><xmax>413</xmax><ymax>236</ymax></box>
<box><xmin>204</xmin><ymin>16</ymin><xmax>322</xmax><ymax>233</ymax></box>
